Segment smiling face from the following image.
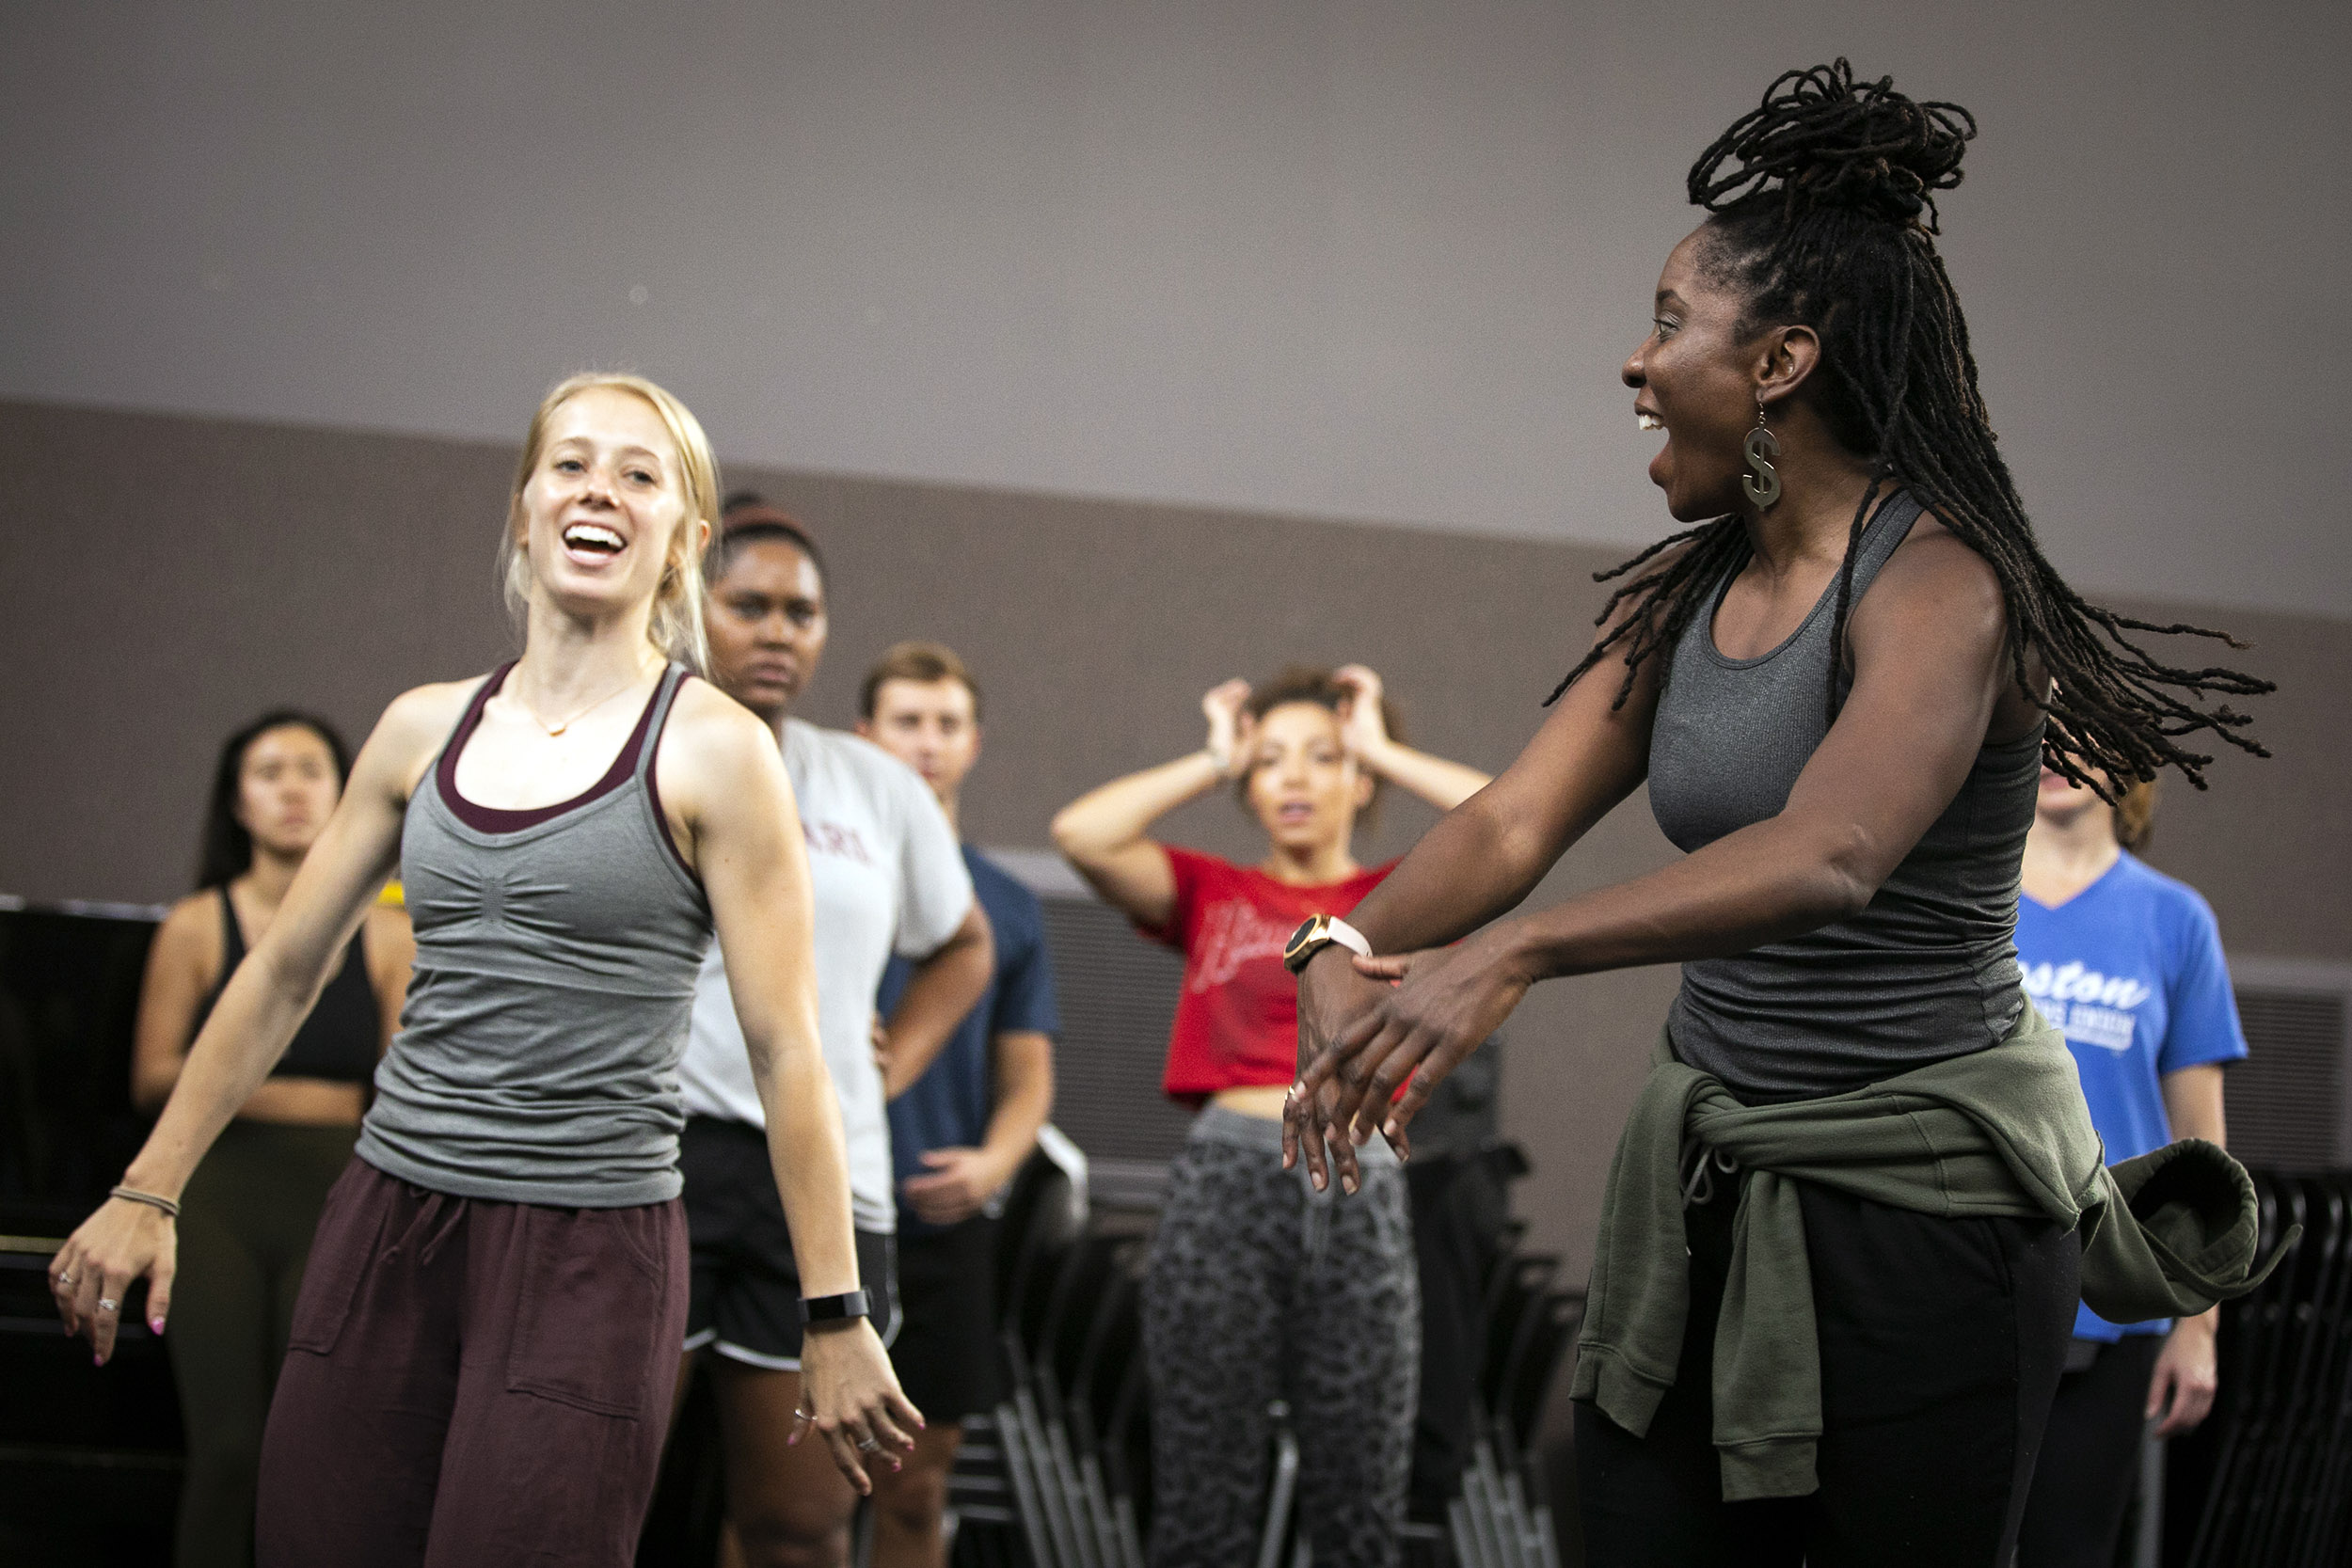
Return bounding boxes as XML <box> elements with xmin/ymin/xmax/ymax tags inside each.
<box><xmin>234</xmin><ymin>723</ymin><xmax>342</xmax><ymax>863</ymax></box>
<box><xmin>704</xmin><ymin>538</ymin><xmax>829</xmax><ymax>722</ymax></box>
<box><xmin>1243</xmin><ymin>702</ymin><xmax>1372</xmax><ymax>855</ymax></box>
<box><xmin>511</xmin><ymin>385</ymin><xmax>694</xmax><ymax>630</ymax></box>
<box><xmin>1623</xmin><ymin>226</ymin><xmax>1777</xmax><ymax>522</ymax></box>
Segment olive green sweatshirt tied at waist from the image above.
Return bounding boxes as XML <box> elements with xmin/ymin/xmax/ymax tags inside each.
<box><xmin>1571</xmin><ymin>1006</ymin><xmax>2290</xmax><ymax>1503</ymax></box>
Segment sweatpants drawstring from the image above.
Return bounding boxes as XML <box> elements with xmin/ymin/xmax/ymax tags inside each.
<box><xmin>385</xmin><ymin>1186</ymin><xmax>468</xmax><ymax>1267</ymax></box>
<box><xmin>1681</xmin><ymin>1142</ymin><xmax>1740</xmax><ymax>1209</ymax></box>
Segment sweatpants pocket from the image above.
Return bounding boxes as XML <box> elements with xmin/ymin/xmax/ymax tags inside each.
<box><xmin>505</xmin><ymin>1204</ymin><xmax>668</xmax><ymax>1419</ymax></box>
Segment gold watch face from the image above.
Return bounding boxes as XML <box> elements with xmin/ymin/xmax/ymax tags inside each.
<box><xmin>1283</xmin><ymin>915</ymin><xmax>1327</xmax><ymax>970</ymax></box>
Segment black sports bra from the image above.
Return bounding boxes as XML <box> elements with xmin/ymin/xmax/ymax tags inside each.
<box><xmin>193</xmin><ymin>885</ymin><xmax>382</xmax><ymax>1085</ymax></box>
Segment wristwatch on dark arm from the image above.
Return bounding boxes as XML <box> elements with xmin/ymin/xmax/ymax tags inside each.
<box><xmin>1282</xmin><ymin>914</ymin><xmax>1373</xmax><ymax>975</ymax></box>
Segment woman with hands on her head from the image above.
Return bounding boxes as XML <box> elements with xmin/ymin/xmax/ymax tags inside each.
<box><xmin>1052</xmin><ymin>665</ymin><xmax>1488</xmax><ymax>1568</ymax></box>
<box><xmin>1284</xmin><ymin>61</ymin><xmax>2273</xmax><ymax>1568</ymax></box>
<box><xmin>50</xmin><ymin>372</ymin><xmax>916</xmax><ymax>1566</ymax></box>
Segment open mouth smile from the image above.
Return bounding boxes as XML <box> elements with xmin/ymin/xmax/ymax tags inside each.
<box><xmin>562</xmin><ymin>522</ymin><xmax>626</xmax><ymax>564</ymax></box>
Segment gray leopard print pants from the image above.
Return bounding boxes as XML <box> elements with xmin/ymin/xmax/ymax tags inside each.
<box><xmin>1143</xmin><ymin>1107</ymin><xmax>1419</xmax><ymax>1568</ymax></box>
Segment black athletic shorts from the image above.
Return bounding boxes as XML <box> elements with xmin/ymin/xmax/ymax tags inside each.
<box><xmin>681</xmin><ymin>1116</ymin><xmax>899</xmax><ymax>1369</ymax></box>
<box><xmin>890</xmin><ymin>1214</ymin><xmax>1005</xmax><ymax>1422</ymax></box>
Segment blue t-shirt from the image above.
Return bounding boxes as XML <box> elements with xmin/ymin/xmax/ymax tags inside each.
<box><xmin>2016</xmin><ymin>851</ymin><xmax>2247</xmax><ymax>1340</ymax></box>
<box><xmin>881</xmin><ymin>846</ymin><xmax>1060</xmax><ymax>1235</ymax></box>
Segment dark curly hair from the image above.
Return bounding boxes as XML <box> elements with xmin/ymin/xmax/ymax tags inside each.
<box><xmin>1237</xmin><ymin>667</ymin><xmax>1405</xmax><ymax>833</ymax></box>
<box><xmin>194</xmin><ymin>711</ymin><xmax>351</xmax><ymax>890</ymax></box>
<box><xmin>1550</xmin><ymin>60</ymin><xmax>2269</xmax><ymax>794</ymax></box>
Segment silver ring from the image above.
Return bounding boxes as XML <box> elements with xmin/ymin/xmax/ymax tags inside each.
<box><xmin>53</xmin><ymin>1271</ymin><xmax>73</xmax><ymax>1288</ymax></box>
<box><xmin>793</xmin><ymin>1405</ymin><xmax>815</xmax><ymax>1423</ymax></box>
<box><xmin>856</xmin><ymin>1436</ymin><xmax>881</xmax><ymax>1451</ymax></box>
<box><xmin>98</xmin><ymin>1298</ymin><xmax>119</xmax><ymax>1313</ymax></box>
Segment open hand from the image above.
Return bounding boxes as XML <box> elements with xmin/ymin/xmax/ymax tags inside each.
<box><xmin>791</xmin><ymin>1318</ymin><xmax>926</xmax><ymax>1494</ymax></box>
<box><xmin>1332</xmin><ymin>664</ymin><xmax>1392</xmax><ymax>767</ymax></box>
<box><xmin>1202</xmin><ymin>679</ymin><xmax>1256</xmax><ymax>779</ymax></box>
<box><xmin>51</xmin><ymin>1196</ymin><xmax>177</xmax><ymax>1364</ymax></box>
<box><xmin>1287</xmin><ymin>926</ymin><xmax>1532</xmax><ymax>1192</ymax></box>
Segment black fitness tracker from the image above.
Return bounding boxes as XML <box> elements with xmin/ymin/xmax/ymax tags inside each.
<box><xmin>798</xmin><ymin>1289</ymin><xmax>871</xmax><ymax>1326</ymax></box>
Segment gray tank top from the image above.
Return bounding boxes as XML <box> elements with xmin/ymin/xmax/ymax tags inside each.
<box><xmin>357</xmin><ymin>662</ymin><xmax>712</xmax><ymax>1207</ymax></box>
<box><xmin>1647</xmin><ymin>490</ymin><xmax>2043</xmax><ymax>1101</ymax></box>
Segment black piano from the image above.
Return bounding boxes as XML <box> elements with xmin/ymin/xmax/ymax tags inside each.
<box><xmin>0</xmin><ymin>898</ymin><xmax>183</xmax><ymax>1562</ymax></box>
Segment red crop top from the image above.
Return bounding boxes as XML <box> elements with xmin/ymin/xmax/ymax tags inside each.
<box><xmin>1140</xmin><ymin>846</ymin><xmax>1396</xmax><ymax>1102</ymax></box>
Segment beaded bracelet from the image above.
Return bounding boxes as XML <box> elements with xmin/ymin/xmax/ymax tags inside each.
<box><xmin>109</xmin><ymin>1185</ymin><xmax>182</xmax><ymax>1219</ymax></box>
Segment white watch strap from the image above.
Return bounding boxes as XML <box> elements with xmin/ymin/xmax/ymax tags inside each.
<box><xmin>1326</xmin><ymin>917</ymin><xmax>1373</xmax><ymax>959</ymax></box>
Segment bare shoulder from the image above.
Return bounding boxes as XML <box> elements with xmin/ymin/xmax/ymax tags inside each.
<box><xmin>657</xmin><ymin>677</ymin><xmax>787</xmax><ymax>797</ymax></box>
<box><xmin>374</xmin><ymin>677</ymin><xmax>485</xmax><ymax>751</ymax></box>
<box><xmin>1855</xmin><ymin>508</ymin><xmax>2006</xmax><ymax>646</ymax></box>
<box><xmin>155</xmin><ymin>890</ymin><xmax>219</xmax><ymax>948</ymax></box>
<box><xmin>355</xmin><ymin>675</ymin><xmax>489</xmax><ymax>792</ymax></box>
<box><xmin>376</xmin><ymin>676</ymin><xmax>486</xmax><ymax>742</ymax></box>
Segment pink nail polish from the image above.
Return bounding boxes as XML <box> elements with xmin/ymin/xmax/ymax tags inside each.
<box><xmin>150</xmin><ymin>1318</ymin><xmax>166</xmax><ymax>1336</ymax></box>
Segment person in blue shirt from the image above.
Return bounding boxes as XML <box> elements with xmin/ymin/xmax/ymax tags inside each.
<box><xmin>857</xmin><ymin>641</ymin><xmax>1058</xmax><ymax>1568</ymax></box>
<box><xmin>2012</xmin><ymin>766</ymin><xmax>2247</xmax><ymax>1568</ymax></box>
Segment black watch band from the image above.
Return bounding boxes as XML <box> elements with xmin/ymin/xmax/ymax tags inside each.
<box><xmin>798</xmin><ymin>1289</ymin><xmax>871</xmax><ymax>1326</ymax></box>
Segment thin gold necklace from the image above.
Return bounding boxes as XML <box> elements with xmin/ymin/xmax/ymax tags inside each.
<box><xmin>519</xmin><ymin>657</ymin><xmax>657</xmax><ymax>737</ymax></box>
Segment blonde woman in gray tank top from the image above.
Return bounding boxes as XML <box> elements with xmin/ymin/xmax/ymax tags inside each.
<box><xmin>52</xmin><ymin>373</ymin><xmax>920</xmax><ymax>1565</ymax></box>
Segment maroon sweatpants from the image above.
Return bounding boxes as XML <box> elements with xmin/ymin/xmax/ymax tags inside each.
<box><xmin>255</xmin><ymin>1158</ymin><xmax>688</xmax><ymax>1567</ymax></box>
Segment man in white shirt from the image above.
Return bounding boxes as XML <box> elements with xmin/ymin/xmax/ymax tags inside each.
<box><xmin>668</xmin><ymin>497</ymin><xmax>993</xmax><ymax>1568</ymax></box>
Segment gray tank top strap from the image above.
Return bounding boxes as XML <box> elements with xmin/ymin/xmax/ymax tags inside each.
<box><xmin>634</xmin><ymin>665</ymin><xmax>690</xmax><ymax>784</ymax></box>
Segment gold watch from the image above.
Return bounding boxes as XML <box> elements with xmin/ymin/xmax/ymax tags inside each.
<box><xmin>1282</xmin><ymin>914</ymin><xmax>1372</xmax><ymax>974</ymax></box>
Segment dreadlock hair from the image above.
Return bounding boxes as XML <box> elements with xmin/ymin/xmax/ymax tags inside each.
<box><xmin>1549</xmin><ymin>59</ymin><xmax>2269</xmax><ymax>793</ymax></box>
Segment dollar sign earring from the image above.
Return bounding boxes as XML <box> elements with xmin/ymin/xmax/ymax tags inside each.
<box><xmin>1742</xmin><ymin>397</ymin><xmax>1781</xmax><ymax>510</ymax></box>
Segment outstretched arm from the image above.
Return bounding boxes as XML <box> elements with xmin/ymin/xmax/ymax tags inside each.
<box><xmin>55</xmin><ymin>682</ymin><xmax>460</xmax><ymax>1360</ymax></box>
<box><xmin>666</xmin><ymin>685</ymin><xmax>922</xmax><ymax>1493</ymax></box>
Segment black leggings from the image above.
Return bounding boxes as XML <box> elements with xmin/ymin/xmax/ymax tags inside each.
<box><xmin>2014</xmin><ymin>1335</ymin><xmax>2165</xmax><ymax>1568</ymax></box>
<box><xmin>168</xmin><ymin>1117</ymin><xmax>358</xmax><ymax>1568</ymax></box>
<box><xmin>1576</xmin><ymin>1179</ymin><xmax>2079</xmax><ymax>1568</ymax></box>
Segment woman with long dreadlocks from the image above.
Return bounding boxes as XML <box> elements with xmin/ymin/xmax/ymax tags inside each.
<box><xmin>1279</xmin><ymin>61</ymin><xmax>2278</xmax><ymax>1566</ymax></box>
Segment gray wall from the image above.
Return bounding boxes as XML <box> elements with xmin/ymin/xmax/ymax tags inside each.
<box><xmin>5</xmin><ymin>398</ymin><xmax>2344</xmax><ymax>1272</ymax></box>
<box><xmin>4</xmin><ymin>0</ymin><xmax>2348</xmax><ymax>618</ymax></box>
